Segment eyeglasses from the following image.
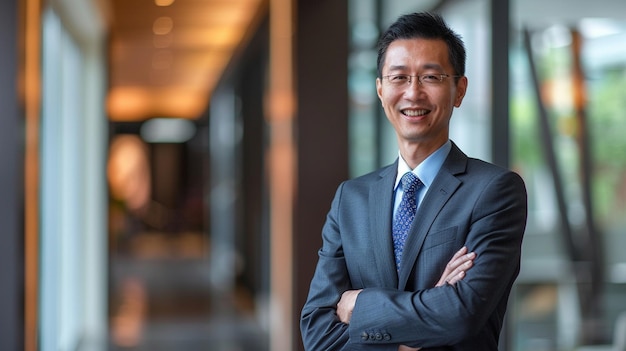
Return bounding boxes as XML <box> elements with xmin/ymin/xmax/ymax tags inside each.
<box><xmin>381</xmin><ymin>74</ymin><xmax>461</xmax><ymax>87</ymax></box>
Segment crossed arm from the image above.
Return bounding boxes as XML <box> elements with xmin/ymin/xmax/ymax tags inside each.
<box><xmin>336</xmin><ymin>246</ymin><xmax>476</xmax><ymax>351</ymax></box>
<box><xmin>336</xmin><ymin>246</ymin><xmax>475</xmax><ymax>323</ymax></box>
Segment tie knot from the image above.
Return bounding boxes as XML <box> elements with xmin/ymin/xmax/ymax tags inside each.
<box><xmin>401</xmin><ymin>172</ymin><xmax>420</xmax><ymax>194</ymax></box>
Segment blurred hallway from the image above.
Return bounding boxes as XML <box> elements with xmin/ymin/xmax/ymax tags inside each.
<box><xmin>3</xmin><ymin>0</ymin><xmax>626</xmax><ymax>350</ymax></box>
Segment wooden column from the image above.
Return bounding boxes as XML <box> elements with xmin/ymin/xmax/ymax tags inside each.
<box><xmin>268</xmin><ymin>0</ymin><xmax>296</xmax><ymax>350</ymax></box>
<box><xmin>294</xmin><ymin>1</ymin><xmax>349</xmax><ymax>350</ymax></box>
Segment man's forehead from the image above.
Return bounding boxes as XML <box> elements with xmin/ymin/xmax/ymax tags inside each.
<box><xmin>384</xmin><ymin>39</ymin><xmax>450</xmax><ymax>67</ymax></box>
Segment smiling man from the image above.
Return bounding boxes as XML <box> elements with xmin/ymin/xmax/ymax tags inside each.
<box><xmin>300</xmin><ymin>12</ymin><xmax>528</xmax><ymax>351</ymax></box>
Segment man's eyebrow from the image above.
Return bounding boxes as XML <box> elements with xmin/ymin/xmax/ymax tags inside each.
<box><xmin>386</xmin><ymin>65</ymin><xmax>409</xmax><ymax>72</ymax></box>
<box><xmin>386</xmin><ymin>63</ymin><xmax>445</xmax><ymax>73</ymax></box>
<box><xmin>422</xmin><ymin>63</ymin><xmax>445</xmax><ymax>71</ymax></box>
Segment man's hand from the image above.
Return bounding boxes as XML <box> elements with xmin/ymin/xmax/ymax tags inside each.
<box><xmin>336</xmin><ymin>289</ymin><xmax>362</xmax><ymax>324</ymax></box>
<box><xmin>394</xmin><ymin>247</ymin><xmax>475</xmax><ymax>351</ymax></box>
<box><xmin>336</xmin><ymin>247</ymin><xmax>474</xmax><ymax>325</ymax></box>
<box><xmin>435</xmin><ymin>246</ymin><xmax>476</xmax><ymax>287</ymax></box>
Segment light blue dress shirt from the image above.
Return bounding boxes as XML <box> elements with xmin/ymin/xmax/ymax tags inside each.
<box><xmin>392</xmin><ymin>140</ymin><xmax>452</xmax><ymax>219</ymax></box>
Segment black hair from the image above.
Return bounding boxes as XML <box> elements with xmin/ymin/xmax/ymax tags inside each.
<box><xmin>376</xmin><ymin>12</ymin><xmax>466</xmax><ymax>80</ymax></box>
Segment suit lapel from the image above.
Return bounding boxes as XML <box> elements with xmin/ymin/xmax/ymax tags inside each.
<box><xmin>369</xmin><ymin>162</ymin><xmax>398</xmax><ymax>288</ymax></box>
<box><xmin>398</xmin><ymin>143</ymin><xmax>467</xmax><ymax>289</ymax></box>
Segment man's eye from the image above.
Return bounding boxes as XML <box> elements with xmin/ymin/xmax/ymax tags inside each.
<box><xmin>421</xmin><ymin>75</ymin><xmax>440</xmax><ymax>83</ymax></box>
<box><xmin>391</xmin><ymin>75</ymin><xmax>409</xmax><ymax>82</ymax></box>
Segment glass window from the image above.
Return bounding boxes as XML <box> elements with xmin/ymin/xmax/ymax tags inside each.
<box><xmin>511</xmin><ymin>2</ymin><xmax>626</xmax><ymax>349</ymax></box>
<box><xmin>40</xmin><ymin>6</ymin><xmax>85</xmax><ymax>350</ymax></box>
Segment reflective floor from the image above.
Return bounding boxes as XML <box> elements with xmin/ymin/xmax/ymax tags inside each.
<box><xmin>108</xmin><ymin>232</ymin><xmax>268</xmax><ymax>351</ymax></box>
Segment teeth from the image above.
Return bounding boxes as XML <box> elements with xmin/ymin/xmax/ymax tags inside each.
<box><xmin>403</xmin><ymin>109</ymin><xmax>428</xmax><ymax>117</ymax></box>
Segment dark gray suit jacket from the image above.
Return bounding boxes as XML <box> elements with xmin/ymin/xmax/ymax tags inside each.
<box><xmin>300</xmin><ymin>142</ymin><xmax>527</xmax><ymax>350</ymax></box>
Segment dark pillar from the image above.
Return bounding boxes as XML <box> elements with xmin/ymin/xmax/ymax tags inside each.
<box><xmin>0</xmin><ymin>0</ymin><xmax>24</xmax><ymax>349</ymax></box>
<box><xmin>491</xmin><ymin>0</ymin><xmax>510</xmax><ymax>168</ymax></box>
<box><xmin>295</xmin><ymin>1</ymin><xmax>349</xmax><ymax>350</ymax></box>
<box><xmin>490</xmin><ymin>1</ymin><xmax>511</xmax><ymax>349</ymax></box>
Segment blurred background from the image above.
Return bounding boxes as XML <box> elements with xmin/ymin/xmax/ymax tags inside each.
<box><xmin>1</xmin><ymin>0</ymin><xmax>625</xmax><ymax>350</ymax></box>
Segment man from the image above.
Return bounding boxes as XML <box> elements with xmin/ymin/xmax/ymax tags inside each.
<box><xmin>300</xmin><ymin>12</ymin><xmax>527</xmax><ymax>350</ymax></box>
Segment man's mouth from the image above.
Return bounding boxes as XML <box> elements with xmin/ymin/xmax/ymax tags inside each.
<box><xmin>401</xmin><ymin>109</ymin><xmax>429</xmax><ymax>117</ymax></box>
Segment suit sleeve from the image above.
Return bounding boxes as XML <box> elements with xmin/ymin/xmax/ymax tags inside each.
<box><xmin>300</xmin><ymin>183</ymin><xmax>399</xmax><ymax>351</ymax></box>
<box><xmin>348</xmin><ymin>171</ymin><xmax>527</xmax><ymax>348</ymax></box>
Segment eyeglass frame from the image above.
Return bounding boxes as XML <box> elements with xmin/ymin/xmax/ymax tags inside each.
<box><xmin>380</xmin><ymin>73</ymin><xmax>462</xmax><ymax>87</ymax></box>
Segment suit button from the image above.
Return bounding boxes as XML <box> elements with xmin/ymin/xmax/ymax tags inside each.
<box><xmin>375</xmin><ymin>332</ymin><xmax>383</xmax><ymax>341</ymax></box>
<box><xmin>361</xmin><ymin>332</ymin><xmax>368</xmax><ymax>341</ymax></box>
<box><xmin>383</xmin><ymin>333</ymin><xmax>391</xmax><ymax>341</ymax></box>
<box><xmin>369</xmin><ymin>333</ymin><xmax>375</xmax><ymax>340</ymax></box>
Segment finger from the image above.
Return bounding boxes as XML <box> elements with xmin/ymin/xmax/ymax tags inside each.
<box><xmin>436</xmin><ymin>253</ymin><xmax>476</xmax><ymax>287</ymax></box>
<box><xmin>443</xmin><ymin>247</ymin><xmax>468</xmax><ymax>274</ymax></box>
<box><xmin>336</xmin><ymin>302</ymin><xmax>350</xmax><ymax>324</ymax></box>
<box><xmin>446</xmin><ymin>270</ymin><xmax>465</xmax><ymax>285</ymax></box>
<box><xmin>448</xmin><ymin>254</ymin><xmax>475</xmax><ymax>277</ymax></box>
<box><xmin>435</xmin><ymin>247</ymin><xmax>468</xmax><ymax>286</ymax></box>
<box><xmin>445</xmin><ymin>254</ymin><xmax>476</xmax><ymax>284</ymax></box>
<box><xmin>450</xmin><ymin>246</ymin><xmax>468</xmax><ymax>262</ymax></box>
<box><xmin>436</xmin><ymin>248</ymin><xmax>476</xmax><ymax>287</ymax></box>
<box><xmin>445</xmin><ymin>251</ymin><xmax>475</xmax><ymax>275</ymax></box>
<box><xmin>450</xmin><ymin>251</ymin><xmax>476</xmax><ymax>270</ymax></box>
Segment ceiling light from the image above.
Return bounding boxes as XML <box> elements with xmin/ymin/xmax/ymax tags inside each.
<box><xmin>140</xmin><ymin>118</ymin><xmax>197</xmax><ymax>143</ymax></box>
<box><xmin>153</xmin><ymin>17</ymin><xmax>174</xmax><ymax>35</ymax></box>
<box><xmin>155</xmin><ymin>0</ymin><xmax>175</xmax><ymax>6</ymax></box>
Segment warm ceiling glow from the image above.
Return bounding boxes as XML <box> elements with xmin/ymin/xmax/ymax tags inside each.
<box><xmin>107</xmin><ymin>86</ymin><xmax>210</xmax><ymax>121</ymax></box>
<box><xmin>153</xmin><ymin>17</ymin><xmax>173</xmax><ymax>35</ymax></box>
<box><xmin>149</xmin><ymin>69</ymin><xmax>171</xmax><ymax>86</ymax></box>
<box><xmin>176</xmin><ymin>51</ymin><xmax>228</xmax><ymax>70</ymax></box>
<box><xmin>175</xmin><ymin>27</ymin><xmax>244</xmax><ymax>48</ymax></box>
<box><xmin>152</xmin><ymin>87</ymin><xmax>209</xmax><ymax>116</ymax></box>
<box><xmin>109</xmin><ymin>0</ymin><xmax>265</xmax><ymax>121</ymax></box>
<box><xmin>151</xmin><ymin>50</ymin><xmax>173</xmax><ymax>70</ymax></box>
<box><xmin>107</xmin><ymin>87</ymin><xmax>152</xmax><ymax>121</ymax></box>
<box><xmin>155</xmin><ymin>0</ymin><xmax>175</xmax><ymax>6</ymax></box>
<box><xmin>182</xmin><ymin>4</ymin><xmax>254</xmax><ymax>25</ymax></box>
<box><xmin>153</xmin><ymin>33</ymin><xmax>173</xmax><ymax>48</ymax></box>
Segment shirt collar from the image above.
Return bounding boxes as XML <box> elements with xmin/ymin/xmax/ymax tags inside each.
<box><xmin>394</xmin><ymin>140</ymin><xmax>452</xmax><ymax>190</ymax></box>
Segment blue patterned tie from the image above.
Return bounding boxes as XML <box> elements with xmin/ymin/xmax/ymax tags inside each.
<box><xmin>393</xmin><ymin>172</ymin><xmax>422</xmax><ymax>270</ymax></box>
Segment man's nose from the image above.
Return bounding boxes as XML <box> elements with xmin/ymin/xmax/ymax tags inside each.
<box><xmin>403</xmin><ymin>78</ymin><xmax>425</xmax><ymax>98</ymax></box>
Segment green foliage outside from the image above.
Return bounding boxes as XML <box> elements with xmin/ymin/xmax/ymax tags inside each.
<box><xmin>511</xmin><ymin>44</ymin><xmax>626</xmax><ymax>228</ymax></box>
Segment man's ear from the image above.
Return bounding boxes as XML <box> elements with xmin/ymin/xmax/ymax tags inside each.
<box><xmin>454</xmin><ymin>76</ymin><xmax>468</xmax><ymax>107</ymax></box>
<box><xmin>376</xmin><ymin>77</ymin><xmax>383</xmax><ymax>105</ymax></box>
